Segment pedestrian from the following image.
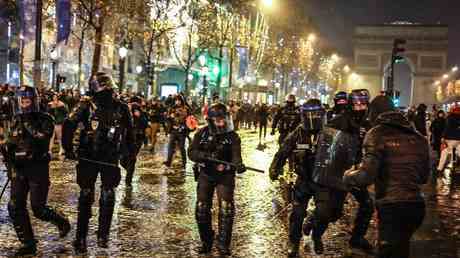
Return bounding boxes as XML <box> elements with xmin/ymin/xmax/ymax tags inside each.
<box><xmin>146</xmin><ymin>97</ymin><xmax>163</xmax><ymax>153</ymax></box>
<box><xmin>48</xmin><ymin>93</ymin><xmax>68</xmax><ymax>157</ymax></box>
<box><xmin>163</xmin><ymin>95</ymin><xmax>189</xmax><ymax>169</ymax></box>
<box><xmin>2</xmin><ymin>86</ymin><xmax>71</xmax><ymax>256</ymax></box>
<box><xmin>269</xmin><ymin>99</ymin><xmax>324</xmax><ymax>257</ymax></box>
<box><xmin>437</xmin><ymin>105</ymin><xmax>460</xmax><ymax>174</ymax></box>
<box><xmin>62</xmin><ymin>72</ymin><xmax>135</xmax><ymax>254</ymax></box>
<box><xmin>271</xmin><ymin>94</ymin><xmax>301</xmax><ymax>145</ymax></box>
<box><xmin>344</xmin><ymin>95</ymin><xmax>430</xmax><ymax>258</ymax></box>
<box><xmin>257</xmin><ymin>103</ymin><xmax>270</xmax><ymax>145</ymax></box>
<box><xmin>430</xmin><ymin>110</ymin><xmax>446</xmax><ymax>161</ymax></box>
<box><xmin>121</xmin><ymin>97</ymin><xmax>149</xmax><ymax>187</ymax></box>
<box><xmin>188</xmin><ymin>102</ymin><xmax>246</xmax><ymax>256</ymax></box>
<box><xmin>414</xmin><ymin>103</ymin><xmax>428</xmax><ymax>136</ymax></box>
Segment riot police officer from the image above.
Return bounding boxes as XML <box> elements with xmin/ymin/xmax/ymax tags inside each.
<box><xmin>188</xmin><ymin>103</ymin><xmax>245</xmax><ymax>256</ymax></box>
<box><xmin>307</xmin><ymin>89</ymin><xmax>374</xmax><ymax>255</ymax></box>
<box><xmin>62</xmin><ymin>72</ymin><xmax>135</xmax><ymax>254</ymax></box>
<box><xmin>121</xmin><ymin>96</ymin><xmax>149</xmax><ymax>187</ymax></box>
<box><xmin>1</xmin><ymin>86</ymin><xmax>70</xmax><ymax>256</ymax></box>
<box><xmin>269</xmin><ymin>99</ymin><xmax>324</xmax><ymax>257</ymax></box>
<box><xmin>271</xmin><ymin>94</ymin><xmax>301</xmax><ymax>145</ymax></box>
<box><xmin>164</xmin><ymin>95</ymin><xmax>189</xmax><ymax>168</ymax></box>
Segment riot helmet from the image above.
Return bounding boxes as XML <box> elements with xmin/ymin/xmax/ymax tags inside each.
<box><xmin>285</xmin><ymin>94</ymin><xmax>296</xmax><ymax>107</ymax></box>
<box><xmin>14</xmin><ymin>85</ymin><xmax>40</xmax><ymax>115</ymax></box>
<box><xmin>349</xmin><ymin>89</ymin><xmax>370</xmax><ymax>122</ymax></box>
<box><xmin>207</xmin><ymin>102</ymin><xmax>234</xmax><ymax>135</ymax></box>
<box><xmin>333</xmin><ymin>91</ymin><xmax>349</xmax><ymax>114</ymax></box>
<box><xmin>90</xmin><ymin>72</ymin><xmax>115</xmax><ymax>107</ymax></box>
<box><xmin>300</xmin><ymin>99</ymin><xmax>325</xmax><ymax>133</ymax></box>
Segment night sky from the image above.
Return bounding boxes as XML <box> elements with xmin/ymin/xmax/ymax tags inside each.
<box><xmin>298</xmin><ymin>0</ymin><xmax>460</xmax><ymax>67</ymax></box>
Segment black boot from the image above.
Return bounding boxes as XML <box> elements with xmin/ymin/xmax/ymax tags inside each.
<box><xmin>73</xmin><ymin>238</ymin><xmax>87</xmax><ymax>255</ymax></box>
<box><xmin>196</xmin><ymin>202</ymin><xmax>214</xmax><ymax>254</ymax></box>
<box><xmin>42</xmin><ymin>208</ymin><xmax>71</xmax><ymax>238</ymax></box>
<box><xmin>15</xmin><ymin>240</ymin><xmax>37</xmax><ymax>257</ymax></box>
<box><xmin>97</xmin><ymin>188</ymin><xmax>116</xmax><ymax>248</ymax></box>
<box><xmin>75</xmin><ymin>189</ymin><xmax>93</xmax><ymax>254</ymax></box>
<box><xmin>287</xmin><ymin>241</ymin><xmax>300</xmax><ymax>258</ymax></box>
<box><xmin>312</xmin><ymin>236</ymin><xmax>324</xmax><ymax>255</ymax></box>
<box><xmin>349</xmin><ymin>237</ymin><xmax>375</xmax><ymax>255</ymax></box>
<box><xmin>216</xmin><ymin>201</ymin><xmax>234</xmax><ymax>256</ymax></box>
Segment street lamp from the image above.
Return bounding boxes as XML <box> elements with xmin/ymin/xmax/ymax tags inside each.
<box><xmin>118</xmin><ymin>46</ymin><xmax>128</xmax><ymax>93</ymax></box>
<box><xmin>136</xmin><ymin>65</ymin><xmax>143</xmax><ymax>74</ymax></box>
<box><xmin>50</xmin><ymin>48</ymin><xmax>59</xmax><ymax>91</ymax></box>
<box><xmin>343</xmin><ymin>65</ymin><xmax>351</xmax><ymax>73</ymax></box>
<box><xmin>443</xmin><ymin>74</ymin><xmax>449</xmax><ymax>79</ymax></box>
<box><xmin>452</xmin><ymin>66</ymin><xmax>458</xmax><ymax>72</ymax></box>
<box><xmin>308</xmin><ymin>33</ymin><xmax>316</xmax><ymax>42</ymax></box>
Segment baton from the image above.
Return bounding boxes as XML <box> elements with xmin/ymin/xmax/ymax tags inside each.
<box><xmin>0</xmin><ymin>178</ymin><xmax>10</xmax><ymax>202</ymax></box>
<box><xmin>78</xmin><ymin>158</ymin><xmax>120</xmax><ymax>168</ymax></box>
<box><xmin>205</xmin><ymin>157</ymin><xmax>265</xmax><ymax>174</ymax></box>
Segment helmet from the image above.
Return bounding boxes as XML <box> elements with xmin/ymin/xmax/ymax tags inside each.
<box><xmin>90</xmin><ymin>72</ymin><xmax>115</xmax><ymax>107</ymax></box>
<box><xmin>207</xmin><ymin>102</ymin><xmax>234</xmax><ymax>135</ymax></box>
<box><xmin>300</xmin><ymin>99</ymin><xmax>325</xmax><ymax>132</ymax></box>
<box><xmin>333</xmin><ymin>91</ymin><xmax>348</xmax><ymax>114</ymax></box>
<box><xmin>367</xmin><ymin>95</ymin><xmax>395</xmax><ymax>125</ymax></box>
<box><xmin>285</xmin><ymin>94</ymin><xmax>296</xmax><ymax>104</ymax></box>
<box><xmin>14</xmin><ymin>85</ymin><xmax>40</xmax><ymax>115</ymax></box>
<box><xmin>349</xmin><ymin>89</ymin><xmax>370</xmax><ymax>108</ymax></box>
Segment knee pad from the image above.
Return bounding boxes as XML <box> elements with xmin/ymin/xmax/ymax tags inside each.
<box><xmin>219</xmin><ymin>201</ymin><xmax>235</xmax><ymax>217</ymax></box>
<box><xmin>79</xmin><ymin>188</ymin><xmax>95</xmax><ymax>205</ymax></box>
<box><xmin>100</xmin><ymin>188</ymin><xmax>116</xmax><ymax>207</ymax></box>
<box><xmin>195</xmin><ymin>201</ymin><xmax>211</xmax><ymax>223</ymax></box>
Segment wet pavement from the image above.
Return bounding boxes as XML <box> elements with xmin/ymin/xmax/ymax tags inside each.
<box><xmin>0</xmin><ymin>129</ymin><xmax>459</xmax><ymax>257</ymax></box>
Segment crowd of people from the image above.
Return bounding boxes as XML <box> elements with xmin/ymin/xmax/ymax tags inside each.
<box><xmin>0</xmin><ymin>74</ymin><xmax>456</xmax><ymax>258</ymax></box>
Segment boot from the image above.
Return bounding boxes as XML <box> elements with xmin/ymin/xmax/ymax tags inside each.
<box><xmin>15</xmin><ymin>240</ymin><xmax>37</xmax><ymax>257</ymax></box>
<box><xmin>43</xmin><ymin>208</ymin><xmax>71</xmax><ymax>238</ymax></box>
<box><xmin>197</xmin><ymin>230</ymin><xmax>214</xmax><ymax>254</ymax></box>
<box><xmin>216</xmin><ymin>201</ymin><xmax>234</xmax><ymax>256</ymax></box>
<box><xmin>302</xmin><ymin>215</ymin><xmax>314</xmax><ymax>236</ymax></box>
<box><xmin>287</xmin><ymin>241</ymin><xmax>300</xmax><ymax>258</ymax></box>
<box><xmin>312</xmin><ymin>236</ymin><xmax>324</xmax><ymax>255</ymax></box>
<box><xmin>349</xmin><ymin>237</ymin><xmax>375</xmax><ymax>255</ymax></box>
<box><xmin>97</xmin><ymin>189</ymin><xmax>116</xmax><ymax>249</ymax></box>
<box><xmin>73</xmin><ymin>238</ymin><xmax>87</xmax><ymax>255</ymax></box>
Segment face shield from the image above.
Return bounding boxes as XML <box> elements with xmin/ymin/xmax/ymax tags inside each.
<box><xmin>90</xmin><ymin>76</ymin><xmax>115</xmax><ymax>107</ymax></box>
<box><xmin>207</xmin><ymin>105</ymin><xmax>234</xmax><ymax>135</ymax></box>
<box><xmin>13</xmin><ymin>86</ymin><xmax>40</xmax><ymax>115</ymax></box>
<box><xmin>300</xmin><ymin>103</ymin><xmax>325</xmax><ymax>133</ymax></box>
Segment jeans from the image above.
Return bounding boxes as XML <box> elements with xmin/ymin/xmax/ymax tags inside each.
<box><xmin>377</xmin><ymin>201</ymin><xmax>425</xmax><ymax>258</ymax></box>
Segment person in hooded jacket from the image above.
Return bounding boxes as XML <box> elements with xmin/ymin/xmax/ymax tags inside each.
<box><xmin>437</xmin><ymin>105</ymin><xmax>460</xmax><ymax>174</ymax></box>
<box><xmin>344</xmin><ymin>95</ymin><xmax>430</xmax><ymax>258</ymax></box>
<box><xmin>414</xmin><ymin>103</ymin><xmax>428</xmax><ymax>136</ymax></box>
<box><xmin>188</xmin><ymin>102</ymin><xmax>245</xmax><ymax>256</ymax></box>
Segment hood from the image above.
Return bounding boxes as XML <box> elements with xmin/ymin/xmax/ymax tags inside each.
<box><xmin>375</xmin><ymin>111</ymin><xmax>416</xmax><ymax>133</ymax></box>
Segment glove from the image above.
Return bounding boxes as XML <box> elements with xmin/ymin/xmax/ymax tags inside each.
<box><xmin>269</xmin><ymin>167</ymin><xmax>280</xmax><ymax>181</ymax></box>
<box><xmin>236</xmin><ymin>164</ymin><xmax>246</xmax><ymax>174</ymax></box>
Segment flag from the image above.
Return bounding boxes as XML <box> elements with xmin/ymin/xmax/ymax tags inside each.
<box><xmin>17</xmin><ymin>0</ymin><xmax>37</xmax><ymax>44</ymax></box>
<box><xmin>56</xmin><ymin>0</ymin><xmax>71</xmax><ymax>44</ymax></box>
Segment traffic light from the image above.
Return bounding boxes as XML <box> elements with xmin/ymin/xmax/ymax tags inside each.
<box><xmin>392</xmin><ymin>39</ymin><xmax>406</xmax><ymax>63</ymax></box>
<box><xmin>393</xmin><ymin>90</ymin><xmax>400</xmax><ymax>107</ymax></box>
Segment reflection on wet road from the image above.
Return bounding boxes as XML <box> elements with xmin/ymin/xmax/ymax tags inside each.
<box><xmin>0</xmin><ymin>130</ymin><xmax>458</xmax><ymax>257</ymax></box>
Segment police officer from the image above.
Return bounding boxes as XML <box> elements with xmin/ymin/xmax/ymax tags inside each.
<box><xmin>62</xmin><ymin>72</ymin><xmax>135</xmax><ymax>254</ymax></box>
<box><xmin>269</xmin><ymin>99</ymin><xmax>324</xmax><ymax>257</ymax></box>
<box><xmin>307</xmin><ymin>89</ymin><xmax>374</xmax><ymax>255</ymax></box>
<box><xmin>344</xmin><ymin>95</ymin><xmax>430</xmax><ymax>258</ymax></box>
<box><xmin>1</xmin><ymin>86</ymin><xmax>70</xmax><ymax>256</ymax></box>
<box><xmin>188</xmin><ymin>103</ymin><xmax>245</xmax><ymax>256</ymax></box>
<box><xmin>121</xmin><ymin>96</ymin><xmax>149</xmax><ymax>187</ymax></box>
<box><xmin>271</xmin><ymin>94</ymin><xmax>301</xmax><ymax>145</ymax></box>
<box><xmin>164</xmin><ymin>95</ymin><xmax>189</xmax><ymax>168</ymax></box>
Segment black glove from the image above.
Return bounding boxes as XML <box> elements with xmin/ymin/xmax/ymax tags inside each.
<box><xmin>236</xmin><ymin>164</ymin><xmax>246</xmax><ymax>174</ymax></box>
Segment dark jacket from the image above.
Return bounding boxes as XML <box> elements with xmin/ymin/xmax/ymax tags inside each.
<box><xmin>343</xmin><ymin>112</ymin><xmax>430</xmax><ymax>206</ymax></box>
<box><xmin>442</xmin><ymin>113</ymin><xmax>460</xmax><ymax>140</ymax></box>
<box><xmin>414</xmin><ymin>111</ymin><xmax>427</xmax><ymax>136</ymax></box>
<box><xmin>430</xmin><ymin>116</ymin><xmax>446</xmax><ymax>146</ymax></box>
<box><xmin>188</xmin><ymin>126</ymin><xmax>242</xmax><ymax>175</ymax></box>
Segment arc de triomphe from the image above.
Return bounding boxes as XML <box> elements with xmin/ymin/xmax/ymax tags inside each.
<box><xmin>351</xmin><ymin>24</ymin><xmax>448</xmax><ymax>106</ymax></box>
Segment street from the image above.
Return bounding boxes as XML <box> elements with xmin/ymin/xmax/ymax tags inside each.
<box><xmin>0</xmin><ymin>130</ymin><xmax>459</xmax><ymax>257</ymax></box>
